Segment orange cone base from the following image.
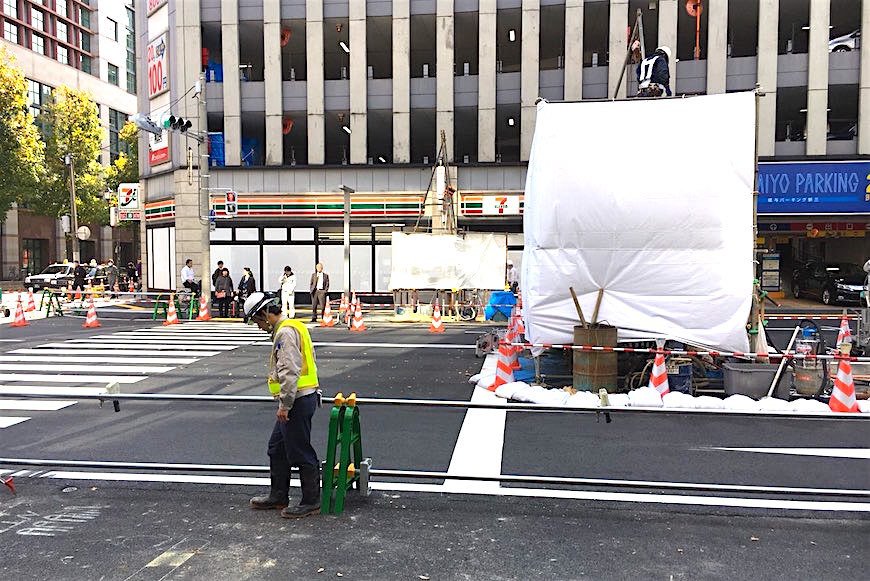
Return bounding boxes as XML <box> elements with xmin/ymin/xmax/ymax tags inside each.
<box><xmin>83</xmin><ymin>320</ymin><xmax>101</xmax><ymax>329</ymax></box>
<box><xmin>320</xmin><ymin>320</ymin><xmax>336</xmax><ymax>327</ymax></box>
<box><xmin>350</xmin><ymin>324</ymin><xmax>367</xmax><ymax>332</ymax></box>
<box><xmin>10</xmin><ymin>318</ymin><xmax>28</xmax><ymax>328</ymax></box>
<box><xmin>429</xmin><ymin>325</ymin><xmax>445</xmax><ymax>333</ymax></box>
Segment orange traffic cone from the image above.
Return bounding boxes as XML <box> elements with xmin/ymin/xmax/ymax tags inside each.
<box><xmin>82</xmin><ymin>298</ymin><xmax>101</xmax><ymax>328</ymax></box>
<box><xmin>488</xmin><ymin>342</ymin><xmax>515</xmax><ymax>392</ymax></box>
<box><xmin>163</xmin><ymin>293</ymin><xmax>180</xmax><ymax>326</ymax></box>
<box><xmin>25</xmin><ymin>289</ymin><xmax>36</xmax><ymax>312</ymax></box>
<box><xmin>2</xmin><ymin>475</ymin><xmax>15</xmax><ymax>495</ymax></box>
<box><xmin>321</xmin><ymin>300</ymin><xmax>336</xmax><ymax>327</ymax></box>
<box><xmin>66</xmin><ymin>281</ymin><xmax>73</xmax><ymax>301</ymax></box>
<box><xmin>196</xmin><ymin>294</ymin><xmax>212</xmax><ymax>321</ymax></box>
<box><xmin>346</xmin><ymin>294</ymin><xmax>357</xmax><ymax>326</ymax></box>
<box><xmin>836</xmin><ymin>315</ymin><xmax>852</xmax><ymax>350</ymax></box>
<box><xmin>429</xmin><ymin>300</ymin><xmax>445</xmax><ymax>333</ymax></box>
<box><xmin>506</xmin><ymin>325</ymin><xmax>521</xmax><ymax>371</ymax></box>
<box><xmin>128</xmin><ymin>279</ymin><xmax>135</xmax><ymax>293</ymax></box>
<box><xmin>830</xmin><ymin>345</ymin><xmax>858</xmax><ymax>413</ymax></box>
<box><xmin>349</xmin><ymin>302</ymin><xmax>366</xmax><ymax>332</ymax></box>
<box><xmin>10</xmin><ymin>297</ymin><xmax>28</xmax><ymax>327</ymax></box>
<box><xmin>648</xmin><ymin>347</ymin><xmax>670</xmax><ymax>397</ymax></box>
<box><xmin>339</xmin><ymin>293</ymin><xmax>348</xmax><ymax>317</ymax></box>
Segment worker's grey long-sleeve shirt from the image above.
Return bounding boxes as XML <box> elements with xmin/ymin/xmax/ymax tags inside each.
<box><xmin>269</xmin><ymin>318</ymin><xmax>317</xmax><ymax>410</ymax></box>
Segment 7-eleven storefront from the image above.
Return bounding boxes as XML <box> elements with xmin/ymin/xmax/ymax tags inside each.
<box><xmin>144</xmin><ymin>191</ymin><xmax>525</xmax><ymax>293</ymax></box>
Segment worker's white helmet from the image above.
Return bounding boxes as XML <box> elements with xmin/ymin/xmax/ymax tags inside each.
<box><xmin>243</xmin><ymin>292</ymin><xmax>280</xmax><ymax>323</ymax></box>
<box><xmin>656</xmin><ymin>46</ymin><xmax>672</xmax><ymax>61</ymax></box>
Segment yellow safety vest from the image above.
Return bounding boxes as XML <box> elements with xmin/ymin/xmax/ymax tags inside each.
<box><xmin>268</xmin><ymin>318</ymin><xmax>319</xmax><ymax>395</ymax></box>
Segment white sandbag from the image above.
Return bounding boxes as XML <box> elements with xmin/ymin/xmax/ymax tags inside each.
<box><xmin>511</xmin><ymin>384</ymin><xmax>543</xmax><ymax>403</ymax></box>
<box><xmin>627</xmin><ymin>387</ymin><xmax>664</xmax><ymax>408</ymax></box>
<box><xmin>494</xmin><ymin>381</ymin><xmax>529</xmax><ymax>400</ymax></box>
<box><xmin>790</xmin><ymin>399</ymin><xmax>832</xmax><ymax>413</ymax></box>
<box><xmin>468</xmin><ymin>373</ymin><xmax>482</xmax><ymax>384</ymax></box>
<box><xmin>722</xmin><ymin>394</ymin><xmax>759</xmax><ymax>410</ymax></box>
<box><xmin>475</xmin><ymin>373</ymin><xmax>497</xmax><ymax>390</ymax></box>
<box><xmin>858</xmin><ymin>400</ymin><xmax>870</xmax><ymax>413</ymax></box>
<box><xmin>662</xmin><ymin>391</ymin><xmax>696</xmax><ymax>409</ymax></box>
<box><xmin>694</xmin><ymin>395</ymin><xmax>725</xmax><ymax>410</ymax></box>
<box><xmin>757</xmin><ymin>397</ymin><xmax>792</xmax><ymax>412</ymax></box>
<box><xmin>605</xmin><ymin>393</ymin><xmax>630</xmax><ymax>408</ymax></box>
<box><xmin>535</xmin><ymin>389</ymin><xmax>570</xmax><ymax>407</ymax></box>
<box><xmin>566</xmin><ymin>391</ymin><xmax>601</xmax><ymax>408</ymax></box>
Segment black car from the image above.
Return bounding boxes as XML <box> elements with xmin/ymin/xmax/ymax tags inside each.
<box><xmin>792</xmin><ymin>262</ymin><xmax>867</xmax><ymax>305</ymax></box>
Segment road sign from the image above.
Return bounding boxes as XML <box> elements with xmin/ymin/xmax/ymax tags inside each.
<box><xmin>225</xmin><ymin>191</ymin><xmax>238</xmax><ymax>216</ymax></box>
<box><xmin>76</xmin><ymin>226</ymin><xmax>91</xmax><ymax>241</ymax></box>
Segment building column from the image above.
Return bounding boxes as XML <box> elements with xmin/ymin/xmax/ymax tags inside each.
<box><xmin>1</xmin><ymin>206</ymin><xmax>19</xmax><ymax>279</ymax></box>
<box><xmin>607</xmin><ymin>0</ymin><xmax>628</xmax><ymax>98</ymax></box>
<box><xmin>859</xmin><ymin>0</ymin><xmax>870</xmax><ymax>155</ymax></box>
<box><xmin>805</xmin><ymin>0</ymin><xmax>831</xmax><ymax>156</ymax></box>
<box><xmin>392</xmin><ymin>0</ymin><xmax>410</xmax><ymax>163</ymax></box>
<box><xmin>264</xmin><ymin>1</ymin><xmax>283</xmax><ymax>165</ymax></box>
<box><xmin>436</xmin><ymin>0</ymin><xmax>454</xmax><ymax>161</ymax></box>
<box><xmin>478</xmin><ymin>0</ymin><xmax>496</xmax><ymax>162</ymax></box>
<box><xmin>221</xmin><ymin>0</ymin><xmax>241</xmax><ymax>166</ymax></box>
<box><xmin>349</xmin><ymin>1</ymin><xmax>367</xmax><ymax>164</ymax></box>
<box><xmin>706</xmin><ymin>0</ymin><xmax>728</xmax><ymax>94</ymax></box>
<box><xmin>563</xmin><ymin>0</ymin><xmax>583</xmax><ymax>100</ymax></box>
<box><xmin>176</xmin><ymin>0</ymin><xmax>203</xmax><ymax>125</ymax></box>
<box><xmin>658</xmin><ymin>0</ymin><xmax>678</xmax><ymax>92</ymax></box>
<box><xmin>306</xmin><ymin>0</ymin><xmax>325</xmax><ymax>165</ymax></box>
<box><xmin>520</xmin><ymin>0</ymin><xmax>539</xmax><ymax>161</ymax></box>
<box><xmin>756</xmin><ymin>0</ymin><xmax>778</xmax><ymax>157</ymax></box>
<box><xmin>100</xmin><ymin>226</ymin><xmax>113</xmax><ymax>263</ymax></box>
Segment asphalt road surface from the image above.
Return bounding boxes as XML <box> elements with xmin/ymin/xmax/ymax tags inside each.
<box><xmin>0</xmin><ymin>315</ymin><xmax>867</xmax><ymax>580</ymax></box>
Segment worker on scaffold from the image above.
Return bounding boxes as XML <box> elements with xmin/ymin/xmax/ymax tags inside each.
<box><xmin>635</xmin><ymin>44</ymin><xmax>672</xmax><ymax>97</ymax></box>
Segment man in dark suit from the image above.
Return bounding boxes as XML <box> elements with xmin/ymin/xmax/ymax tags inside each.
<box><xmin>309</xmin><ymin>263</ymin><xmax>329</xmax><ymax>322</ymax></box>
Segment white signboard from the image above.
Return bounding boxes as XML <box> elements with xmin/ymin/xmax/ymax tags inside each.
<box><xmin>148</xmin><ymin>104</ymin><xmax>170</xmax><ymax>166</ymax></box>
<box><xmin>389</xmin><ymin>232</ymin><xmax>507</xmax><ymax>290</ymax></box>
<box><xmin>146</xmin><ymin>33</ymin><xmax>169</xmax><ymax>99</ymax></box>
<box><xmin>118</xmin><ymin>183</ymin><xmax>140</xmax><ymax>211</ymax></box>
<box><xmin>482</xmin><ymin>195</ymin><xmax>522</xmax><ymax>216</ymax></box>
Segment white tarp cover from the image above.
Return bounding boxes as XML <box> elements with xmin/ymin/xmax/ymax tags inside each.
<box><xmin>522</xmin><ymin>93</ymin><xmax>755</xmax><ymax>352</ymax></box>
<box><xmin>389</xmin><ymin>232</ymin><xmax>507</xmax><ymax>290</ymax></box>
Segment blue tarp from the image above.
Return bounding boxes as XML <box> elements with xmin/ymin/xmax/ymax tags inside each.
<box><xmin>485</xmin><ymin>291</ymin><xmax>516</xmax><ymax>321</ymax></box>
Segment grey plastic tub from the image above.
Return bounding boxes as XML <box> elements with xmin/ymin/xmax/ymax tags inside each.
<box><xmin>722</xmin><ymin>362</ymin><xmax>792</xmax><ymax>400</ymax></box>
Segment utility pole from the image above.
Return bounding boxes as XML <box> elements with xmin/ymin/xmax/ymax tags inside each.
<box><xmin>64</xmin><ymin>153</ymin><xmax>80</xmax><ymax>262</ymax></box>
<box><xmin>196</xmin><ymin>73</ymin><xmax>211</xmax><ymax>296</ymax></box>
<box><xmin>339</xmin><ymin>185</ymin><xmax>354</xmax><ymax>300</ymax></box>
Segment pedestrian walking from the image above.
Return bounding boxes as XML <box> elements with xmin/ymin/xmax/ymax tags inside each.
<box><xmin>309</xmin><ymin>263</ymin><xmax>329</xmax><ymax>322</ymax></box>
<box><xmin>126</xmin><ymin>261</ymin><xmax>139</xmax><ymax>291</ymax></box>
<box><xmin>72</xmin><ymin>260</ymin><xmax>87</xmax><ymax>294</ymax></box>
<box><xmin>214</xmin><ymin>267</ymin><xmax>234</xmax><ymax>317</ymax></box>
<box><xmin>238</xmin><ymin>267</ymin><xmax>257</xmax><ymax>313</ymax></box>
<box><xmin>105</xmin><ymin>260</ymin><xmax>119</xmax><ymax>298</ymax></box>
<box><xmin>280</xmin><ymin>266</ymin><xmax>297</xmax><ymax>318</ymax></box>
<box><xmin>244</xmin><ymin>292</ymin><xmax>321</xmax><ymax>518</ymax></box>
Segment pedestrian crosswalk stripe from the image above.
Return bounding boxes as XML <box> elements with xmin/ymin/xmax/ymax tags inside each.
<box><xmin>0</xmin><ymin>355</ymin><xmax>199</xmax><ymax>365</ymax></box>
<box><xmin>0</xmin><ymin>417</ymin><xmax>30</xmax><ymax>428</ymax></box>
<box><xmin>13</xmin><ymin>348</ymin><xmax>221</xmax><ymax>357</ymax></box>
<box><xmin>0</xmin><ymin>363</ymin><xmax>175</xmax><ymax>374</ymax></box>
<box><xmin>0</xmin><ymin>374</ymin><xmax>145</xmax><ymax>384</ymax></box>
<box><xmin>58</xmin><ymin>342</ymin><xmax>238</xmax><ymax>351</ymax></box>
<box><xmin>0</xmin><ymin>386</ymin><xmax>110</xmax><ymax>396</ymax></box>
<box><xmin>0</xmin><ymin>399</ymin><xmax>76</xmax><ymax>411</ymax></box>
<box><xmin>104</xmin><ymin>334</ymin><xmax>259</xmax><ymax>343</ymax></box>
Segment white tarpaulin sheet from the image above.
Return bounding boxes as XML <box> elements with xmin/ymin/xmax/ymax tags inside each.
<box><xmin>522</xmin><ymin>93</ymin><xmax>755</xmax><ymax>352</ymax></box>
<box><xmin>389</xmin><ymin>232</ymin><xmax>507</xmax><ymax>290</ymax></box>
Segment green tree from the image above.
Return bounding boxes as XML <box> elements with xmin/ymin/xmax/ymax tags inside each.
<box><xmin>0</xmin><ymin>48</ymin><xmax>46</xmax><ymax>217</ymax></box>
<box><xmin>33</xmin><ymin>85</ymin><xmax>108</xmax><ymax>225</ymax></box>
<box><xmin>105</xmin><ymin>121</ymin><xmax>140</xmax><ymax>193</ymax></box>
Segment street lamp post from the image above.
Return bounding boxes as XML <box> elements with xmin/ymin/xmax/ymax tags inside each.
<box><xmin>64</xmin><ymin>153</ymin><xmax>80</xmax><ymax>262</ymax></box>
<box><xmin>338</xmin><ymin>185</ymin><xmax>354</xmax><ymax>301</ymax></box>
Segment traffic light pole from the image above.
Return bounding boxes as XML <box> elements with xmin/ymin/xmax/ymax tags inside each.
<box><xmin>65</xmin><ymin>154</ymin><xmax>80</xmax><ymax>262</ymax></box>
<box><xmin>197</xmin><ymin>73</ymin><xmax>211</xmax><ymax>297</ymax></box>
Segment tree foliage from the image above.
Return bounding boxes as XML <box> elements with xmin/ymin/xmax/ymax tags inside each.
<box><xmin>105</xmin><ymin>121</ymin><xmax>140</xmax><ymax>193</ymax></box>
<box><xmin>0</xmin><ymin>48</ymin><xmax>46</xmax><ymax>218</ymax></box>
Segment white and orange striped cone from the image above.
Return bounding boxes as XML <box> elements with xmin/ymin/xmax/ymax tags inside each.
<box><xmin>830</xmin><ymin>345</ymin><xmax>858</xmax><ymax>413</ymax></box>
<box><xmin>506</xmin><ymin>325</ymin><xmax>521</xmax><ymax>370</ymax></box>
<box><xmin>25</xmin><ymin>288</ymin><xmax>36</xmax><ymax>312</ymax></box>
<box><xmin>488</xmin><ymin>342</ymin><xmax>515</xmax><ymax>392</ymax></box>
<box><xmin>128</xmin><ymin>279</ymin><xmax>135</xmax><ymax>293</ymax></box>
<box><xmin>648</xmin><ymin>343</ymin><xmax>670</xmax><ymax>397</ymax></box>
<box><xmin>2</xmin><ymin>474</ymin><xmax>15</xmax><ymax>495</ymax></box>
<box><xmin>196</xmin><ymin>294</ymin><xmax>212</xmax><ymax>321</ymax></box>
<box><xmin>346</xmin><ymin>295</ymin><xmax>357</xmax><ymax>326</ymax></box>
<box><xmin>9</xmin><ymin>297</ymin><xmax>28</xmax><ymax>328</ymax></box>
<box><xmin>66</xmin><ymin>281</ymin><xmax>73</xmax><ymax>301</ymax></box>
<box><xmin>429</xmin><ymin>300</ymin><xmax>445</xmax><ymax>333</ymax></box>
<box><xmin>163</xmin><ymin>293</ymin><xmax>180</xmax><ymax>326</ymax></box>
<box><xmin>320</xmin><ymin>300</ymin><xmax>336</xmax><ymax>327</ymax></box>
<box><xmin>339</xmin><ymin>294</ymin><xmax>348</xmax><ymax>317</ymax></box>
<box><xmin>836</xmin><ymin>315</ymin><xmax>852</xmax><ymax>350</ymax></box>
<box><xmin>349</xmin><ymin>301</ymin><xmax>366</xmax><ymax>332</ymax></box>
<box><xmin>82</xmin><ymin>298</ymin><xmax>101</xmax><ymax>328</ymax></box>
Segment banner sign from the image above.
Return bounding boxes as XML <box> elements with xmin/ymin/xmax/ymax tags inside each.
<box><xmin>482</xmin><ymin>195</ymin><xmax>522</xmax><ymax>216</ymax></box>
<box><xmin>146</xmin><ymin>33</ymin><xmax>169</xmax><ymax>99</ymax></box>
<box><xmin>118</xmin><ymin>183</ymin><xmax>140</xmax><ymax>211</ymax></box>
<box><xmin>757</xmin><ymin>161</ymin><xmax>870</xmax><ymax>215</ymax></box>
<box><xmin>147</xmin><ymin>0</ymin><xmax>168</xmax><ymax>16</ymax></box>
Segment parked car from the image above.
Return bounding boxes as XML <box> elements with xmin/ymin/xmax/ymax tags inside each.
<box><xmin>829</xmin><ymin>29</ymin><xmax>860</xmax><ymax>52</ymax></box>
<box><xmin>24</xmin><ymin>263</ymin><xmax>74</xmax><ymax>291</ymax></box>
<box><xmin>792</xmin><ymin>262</ymin><xmax>867</xmax><ymax>305</ymax></box>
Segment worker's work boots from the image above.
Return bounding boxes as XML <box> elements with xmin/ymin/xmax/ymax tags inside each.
<box><xmin>281</xmin><ymin>464</ymin><xmax>321</xmax><ymax>519</ymax></box>
<box><xmin>250</xmin><ymin>460</ymin><xmax>289</xmax><ymax>509</ymax></box>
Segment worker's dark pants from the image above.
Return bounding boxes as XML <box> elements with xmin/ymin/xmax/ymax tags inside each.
<box><xmin>267</xmin><ymin>393</ymin><xmax>319</xmax><ymax>475</ymax></box>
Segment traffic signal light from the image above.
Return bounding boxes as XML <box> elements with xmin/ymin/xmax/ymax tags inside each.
<box><xmin>165</xmin><ymin>115</ymin><xmax>193</xmax><ymax>133</ymax></box>
<box><xmin>225</xmin><ymin>191</ymin><xmax>238</xmax><ymax>216</ymax></box>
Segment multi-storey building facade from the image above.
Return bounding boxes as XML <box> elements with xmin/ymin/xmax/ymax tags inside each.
<box><xmin>140</xmin><ymin>1</ymin><xmax>868</xmax><ymax>297</ymax></box>
<box><xmin>0</xmin><ymin>0</ymin><xmax>139</xmax><ymax>279</ymax></box>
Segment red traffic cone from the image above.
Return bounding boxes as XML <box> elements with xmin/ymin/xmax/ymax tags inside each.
<box><xmin>163</xmin><ymin>293</ymin><xmax>180</xmax><ymax>326</ymax></box>
<box><xmin>10</xmin><ymin>297</ymin><xmax>28</xmax><ymax>327</ymax></box>
<box><xmin>349</xmin><ymin>302</ymin><xmax>366</xmax><ymax>332</ymax></box>
<box><xmin>2</xmin><ymin>476</ymin><xmax>15</xmax><ymax>495</ymax></box>
<box><xmin>196</xmin><ymin>294</ymin><xmax>212</xmax><ymax>321</ymax></box>
<box><xmin>339</xmin><ymin>293</ymin><xmax>348</xmax><ymax>316</ymax></box>
<box><xmin>429</xmin><ymin>300</ymin><xmax>445</xmax><ymax>333</ymax></box>
<box><xmin>82</xmin><ymin>298</ymin><xmax>101</xmax><ymax>328</ymax></box>
<box><xmin>488</xmin><ymin>342</ymin><xmax>515</xmax><ymax>392</ymax></box>
<box><xmin>320</xmin><ymin>300</ymin><xmax>336</xmax><ymax>327</ymax></box>
<box><xmin>648</xmin><ymin>350</ymin><xmax>670</xmax><ymax>397</ymax></box>
<box><xmin>836</xmin><ymin>315</ymin><xmax>852</xmax><ymax>350</ymax></box>
<box><xmin>830</xmin><ymin>345</ymin><xmax>858</xmax><ymax>413</ymax></box>
<box><xmin>25</xmin><ymin>289</ymin><xmax>36</xmax><ymax>312</ymax></box>
<box><xmin>128</xmin><ymin>279</ymin><xmax>135</xmax><ymax>293</ymax></box>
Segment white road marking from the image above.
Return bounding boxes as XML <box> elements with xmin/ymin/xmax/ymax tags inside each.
<box><xmin>0</xmin><ymin>417</ymin><xmax>30</xmax><ymax>428</ymax></box>
<box><xmin>0</xmin><ymin>374</ymin><xmax>145</xmax><ymax>384</ymax></box>
<box><xmin>0</xmin><ymin>386</ymin><xmax>109</xmax><ymax>396</ymax></box>
<box><xmin>28</xmin><ymin>470</ymin><xmax>870</xmax><ymax>513</ymax></box>
<box><xmin>713</xmin><ymin>447</ymin><xmax>870</xmax><ymax>460</ymax></box>
<box><xmin>13</xmin><ymin>348</ymin><xmax>221</xmax><ymax>357</ymax></box>
<box><xmin>312</xmin><ymin>342</ymin><xmax>476</xmax><ymax>350</ymax></box>
<box><xmin>0</xmin><ymin>355</ymin><xmax>199</xmax><ymax>365</ymax></box>
<box><xmin>81</xmin><ymin>335</ymin><xmax>254</xmax><ymax>344</ymax></box>
<box><xmin>0</xmin><ymin>339</ymin><xmax>23</xmax><ymax>342</ymax></box>
<box><xmin>444</xmin><ymin>353</ymin><xmax>504</xmax><ymax>493</ymax></box>
<box><xmin>0</xmin><ymin>399</ymin><xmax>76</xmax><ymax>411</ymax></box>
<box><xmin>0</xmin><ymin>363</ymin><xmax>175</xmax><ymax>374</ymax></box>
<box><xmin>54</xmin><ymin>342</ymin><xmax>237</xmax><ymax>351</ymax></box>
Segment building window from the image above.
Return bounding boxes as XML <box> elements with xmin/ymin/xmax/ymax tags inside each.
<box><xmin>56</xmin><ymin>21</ymin><xmax>67</xmax><ymax>42</ymax></box>
<box><xmin>30</xmin><ymin>6</ymin><xmax>43</xmax><ymax>30</ymax></box>
<box><xmin>80</xmin><ymin>31</ymin><xmax>90</xmax><ymax>52</ymax></box>
<box><xmin>108</xmin><ymin>108</ymin><xmax>128</xmax><ymax>162</ymax></box>
<box><xmin>81</xmin><ymin>54</ymin><xmax>91</xmax><ymax>74</ymax></box>
<box><xmin>125</xmin><ymin>6</ymin><xmax>136</xmax><ymax>94</ymax></box>
<box><xmin>106</xmin><ymin>17</ymin><xmax>117</xmax><ymax>41</ymax></box>
<box><xmin>56</xmin><ymin>0</ymin><xmax>66</xmax><ymax>19</ymax></box>
<box><xmin>57</xmin><ymin>45</ymin><xmax>68</xmax><ymax>64</ymax></box>
<box><xmin>3</xmin><ymin>0</ymin><xmax>17</xmax><ymax>19</ymax></box>
<box><xmin>26</xmin><ymin>78</ymin><xmax>51</xmax><ymax>119</ymax></box>
<box><xmin>79</xmin><ymin>6</ymin><xmax>90</xmax><ymax>29</ymax></box>
<box><xmin>32</xmin><ymin>33</ymin><xmax>43</xmax><ymax>54</ymax></box>
<box><xmin>108</xmin><ymin>63</ymin><xmax>118</xmax><ymax>85</ymax></box>
<box><xmin>3</xmin><ymin>21</ymin><xmax>17</xmax><ymax>43</ymax></box>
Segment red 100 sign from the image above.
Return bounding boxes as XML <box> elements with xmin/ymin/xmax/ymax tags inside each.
<box><xmin>147</xmin><ymin>34</ymin><xmax>168</xmax><ymax>98</ymax></box>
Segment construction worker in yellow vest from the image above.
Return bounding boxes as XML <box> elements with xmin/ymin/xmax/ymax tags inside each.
<box><xmin>243</xmin><ymin>292</ymin><xmax>321</xmax><ymax>518</ymax></box>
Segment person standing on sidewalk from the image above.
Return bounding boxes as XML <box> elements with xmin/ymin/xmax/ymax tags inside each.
<box><xmin>214</xmin><ymin>267</ymin><xmax>234</xmax><ymax>317</ymax></box>
<box><xmin>244</xmin><ymin>292</ymin><xmax>321</xmax><ymax>518</ymax></box>
<box><xmin>105</xmin><ymin>260</ymin><xmax>119</xmax><ymax>298</ymax></box>
<box><xmin>309</xmin><ymin>263</ymin><xmax>329</xmax><ymax>322</ymax></box>
<box><xmin>280</xmin><ymin>266</ymin><xmax>297</xmax><ymax>318</ymax></box>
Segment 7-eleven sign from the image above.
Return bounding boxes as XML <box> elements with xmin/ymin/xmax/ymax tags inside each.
<box><xmin>482</xmin><ymin>195</ymin><xmax>521</xmax><ymax>216</ymax></box>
